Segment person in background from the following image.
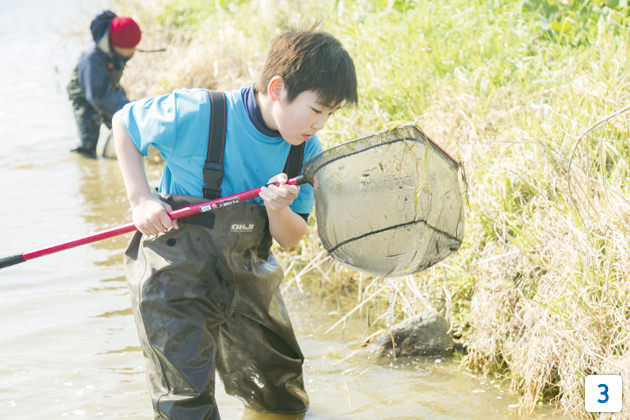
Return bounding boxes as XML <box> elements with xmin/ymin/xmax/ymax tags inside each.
<box><xmin>67</xmin><ymin>10</ymin><xmax>141</xmax><ymax>158</ymax></box>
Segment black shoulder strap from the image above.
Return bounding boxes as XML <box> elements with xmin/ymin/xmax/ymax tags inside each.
<box><xmin>203</xmin><ymin>90</ymin><xmax>306</xmax><ymax>199</ymax></box>
<box><xmin>203</xmin><ymin>91</ymin><xmax>227</xmax><ymax>199</ymax></box>
<box><xmin>283</xmin><ymin>144</ymin><xmax>305</xmax><ymax>179</ymax></box>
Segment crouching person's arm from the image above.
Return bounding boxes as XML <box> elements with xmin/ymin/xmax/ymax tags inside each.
<box><xmin>259</xmin><ymin>173</ymin><xmax>307</xmax><ymax>248</ymax></box>
<box><xmin>113</xmin><ymin>111</ymin><xmax>178</xmax><ymax>236</ymax></box>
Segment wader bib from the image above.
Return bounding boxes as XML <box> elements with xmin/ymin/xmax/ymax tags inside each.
<box><xmin>124</xmin><ymin>92</ymin><xmax>308</xmax><ymax>420</ymax></box>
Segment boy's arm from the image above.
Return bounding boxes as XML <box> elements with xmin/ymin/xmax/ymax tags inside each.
<box><xmin>260</xmin><ymin>173</ymin><xmax>307</xmax><ymax>248</ymax></box>
<box><xmin>112</xmin><ymin>111</ymin><xmax>178</xmax><ymax>236</ymax></box>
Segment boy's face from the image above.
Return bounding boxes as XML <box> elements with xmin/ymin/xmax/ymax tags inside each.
<box><xmin>273</xmin><ymin>89</ymin><xmax>341</xmax><ymax>146</ymax></box>
<box><xmin>113</xmin><ymin>46</ymin><xmax>136</xmax><ymax>58</ymax></box>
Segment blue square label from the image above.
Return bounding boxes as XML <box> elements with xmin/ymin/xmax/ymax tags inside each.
<box><xmin>585</xmin><ymin>375</ymin><xmax>622</xmax><ymax>413</ymax></box>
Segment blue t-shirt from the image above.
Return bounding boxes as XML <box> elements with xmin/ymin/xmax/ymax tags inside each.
<box><xmin>118</xmin><ymin>87</ymin><xmax>323</xmax><ymax>215</ymax></box>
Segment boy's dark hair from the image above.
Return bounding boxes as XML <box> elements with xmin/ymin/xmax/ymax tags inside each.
<box><xmin>258</xmin><ymin>30</ymin><xmax>358</xmax><ymax>107</ymax></box>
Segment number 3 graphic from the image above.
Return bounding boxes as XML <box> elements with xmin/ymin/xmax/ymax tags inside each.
<box><xmin>598</xmin><ymin>384</ymin><xmax>609</xmax><ymax>404</ymax></box>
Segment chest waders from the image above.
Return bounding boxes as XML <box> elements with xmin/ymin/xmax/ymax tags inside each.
<box><xmin>124</xmin><ymin>91</ymin><xmax>308</xmax><ymax>420</ymax></box>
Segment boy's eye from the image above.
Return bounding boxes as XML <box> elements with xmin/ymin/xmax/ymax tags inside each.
<box><xmin>311</xmin><ymin>108</ymin><xmax>336</xmax><ymax>117</ymax></box>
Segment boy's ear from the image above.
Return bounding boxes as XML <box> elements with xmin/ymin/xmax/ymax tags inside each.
<box><xmin>268</xmin><ymin>75</ymin><xmax>286</xmax><ymax>102</ymax></box>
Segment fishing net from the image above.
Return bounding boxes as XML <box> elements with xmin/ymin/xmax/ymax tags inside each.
<box><xmin>303</xmin><ymin>125</ymin><xmax>465</xmax><ymax>278</ymax></box>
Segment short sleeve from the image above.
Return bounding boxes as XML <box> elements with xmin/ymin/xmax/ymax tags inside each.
<box><xmin>117</xmin><ymin>93</ymin><xmax>178</xmax><ymax>157</ymax></box>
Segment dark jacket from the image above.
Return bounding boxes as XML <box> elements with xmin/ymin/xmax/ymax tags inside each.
<box><xmin>68</xmin><ymin>10</ymin><xmax>131</xmax><ymax>121</ymax></box>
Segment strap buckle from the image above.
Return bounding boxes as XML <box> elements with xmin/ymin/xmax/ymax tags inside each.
<box><xmin>202</xmin><ymin>162</ymin><xmax>224</xmax><ymax>199</ymax></box>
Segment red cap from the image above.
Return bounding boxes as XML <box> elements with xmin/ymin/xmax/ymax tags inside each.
<box><xmin>109</xmin><ymin>16</ymin><xmax>141</xmax><ymax>48</ymax></box>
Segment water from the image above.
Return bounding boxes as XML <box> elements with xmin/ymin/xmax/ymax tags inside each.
<box><xmin>0</xmin><ymin>1</ymin><xmax>568</xmax><ymax>419</ymax></box>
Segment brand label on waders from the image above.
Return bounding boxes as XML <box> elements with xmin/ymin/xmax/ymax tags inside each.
<box><xmin>230</xmin><ymin>223</ymin><xmax>255</xmax><ymax>233</ymax></box>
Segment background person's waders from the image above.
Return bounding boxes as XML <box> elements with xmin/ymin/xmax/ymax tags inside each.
<box><xmin>67</xmin><ymin>64</ymin><xmax>124</xmax><ymax>153</ymax></box>
<box><xmin>124</xmin><ymin>92</ymin><xmax>308</xmax><ymax>420</ymax></box>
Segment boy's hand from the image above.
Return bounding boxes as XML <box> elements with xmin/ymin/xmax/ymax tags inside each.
<box><xmin>259</xmin><ymin>173</ymin><xmax>300</xmax><ymax>212</ymax></box>
<box><xmin>131</xmin><ymin>197</ymin><xmax>179</xmax><ymax>237</ymax></box>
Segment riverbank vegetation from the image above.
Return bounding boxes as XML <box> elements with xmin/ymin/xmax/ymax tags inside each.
<box><xmin>118</xmin><ymin>0</ymin><xmax>630</xmax><ymax>418</ymax></box>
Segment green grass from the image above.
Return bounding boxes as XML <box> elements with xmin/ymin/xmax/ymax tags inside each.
<box><xmin>118</xmin><ymin>0</ymin><xmax>630</xmax><ymax>417</ymax></box>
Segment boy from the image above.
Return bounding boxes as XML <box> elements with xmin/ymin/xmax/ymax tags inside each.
<box><xmin>68</xmin><ymin>10</ymin><xmax>141</xmax><ymax>158</ymax></box>
<box><xmin>113</xmin><ymin>30</ymin><xmax>357</xmax><ymax>419</ymax></box>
